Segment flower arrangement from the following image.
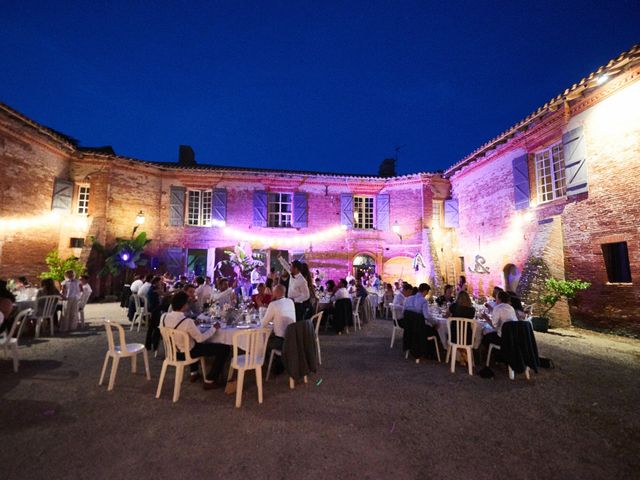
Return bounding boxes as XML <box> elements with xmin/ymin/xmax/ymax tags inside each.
<box><xmin>215</xmin><ymin>243</ymin><xmax>264</xmax><ymax>280</ymax></box>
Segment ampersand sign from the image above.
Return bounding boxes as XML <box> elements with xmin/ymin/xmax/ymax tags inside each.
<box><xmin>468</xmin><ymin>255</ymin><xmax>490</xmax><ymax>274</ymax></box>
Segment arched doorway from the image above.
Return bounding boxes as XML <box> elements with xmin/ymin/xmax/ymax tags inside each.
<box><xmin>353</xmin><ymin>254</ymin><xmax>376</xmax><ymax>279</ymax></box>
<box><xmin>503</xmin><ymin>263</ymin><xmax>520</xmax><ymax>292</ymax></box>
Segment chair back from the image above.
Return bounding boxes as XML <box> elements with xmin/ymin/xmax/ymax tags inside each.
<box><xmin>352</xmin><ymin>296</ymin><xmax>361</xmax><ymax>312</ymax></box>
<box><xmin>447</xmin><ymin>317</ymin><xmax>476</xmax><ymax>347</ymax></box>
<box><xmin>159</xmin><ymin>312</ymin><xmax>168</xmax><ymax>327</ymax></box>
<box><xmin>140</xmin><ymin>294</ymin><xmax>149</xmax><ymax>313</ymax></box>
<box><xmin>2</xmin><ymin>308</ymin><xmax>32</xmax><ymax>344</ymax></box>
<box><xmin>231</xmin><ymin>328</ymin><xmax>270</xmax><ymax>368</ymax></box>
<box><xmin>132</xmin><ymin>294</ymin><xmax>143</xmax><ymax>312</ymax></box>
<box><xmin>310</xmin><ymin>312</ymin><xmax>323</xmax><ymax>336</ymax></box>
<box><xmin>159</xmin><ymin>327</ymin><xmax>193</xmax><ymax>363</ymax></box>
<box><xmin>35</xmin><ymin>295</ymin><xmax>59</xmax><ymax>318</ymax></box>
<box><xmin>391</xmin><ymin>304</ymin><xmax>401</xmax><ymax>327</ymax></box>
<box><xmin>103</xmin><ymin>319</ymin><xmax>128</xmax><ymax>353</ymax></box>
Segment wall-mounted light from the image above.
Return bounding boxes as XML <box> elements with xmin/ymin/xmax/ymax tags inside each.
<box><xmin>392</xmin><ymin>220</ymin><xmax>402</xmax><ymax>241</ymax></box>
<box><xmin>132</xmin><ymin>210</ymin><xmax>145</xmax><ymax>238</ymax></box>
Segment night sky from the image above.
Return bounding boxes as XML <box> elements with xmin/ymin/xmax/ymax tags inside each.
<box><xmin>1</xmin><ymin>1</ymin><xmax>638</xmax><ymax>175</ymax></box>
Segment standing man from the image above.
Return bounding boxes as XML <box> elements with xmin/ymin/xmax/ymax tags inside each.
<box><xmin>288</xmin><ymin>260</ymin><xmax>311</xmax><ymax>322</ymax></box>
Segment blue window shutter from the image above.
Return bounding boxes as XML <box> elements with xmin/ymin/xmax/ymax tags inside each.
<box><xmin>165</xmin><ymin>247</ymin><xmax>184</xmax><ymax>276</ymax></box>
<box><xmin>444</xmin><ymin>199</ymin><xmax>459</xmax><ymax>228</ymax></box>
<box><xmin>376</xmin><ymin>194</ymin><xmax>390</xmax><ymax>230</ymax></box>
<box><xmin>51</xmin><ymin>178</ymin><xmax>73</xmax><ymax>211</ymax></box>
<box><xmin>253</xmin><ymin>190</ymin><xmax>267</xmax><ymax>227</ymax></box>
<box><xmin>293</xmin><ymin>192</ymin><xmax>308</xmax><ymax>228</ymax></box>
<box><xmin>340</xmin><ymin>194</ymin><xmax>353</xmax><ymax>229</ymax></box>
<box><xmin>212</xmin><ymin>188</ymin><xmax>227</xmax><ymax>223</ymax></box>
<box><xmin>563</xmin><ymin>126</ymin><xmax>589</xmax><ymax>196</ymax></box>
<box><xmin>512</xmin><ymin>154</ymin><xmax>531</xmax><ymax>210</ymax></box>
<box><xmin>169</xmin><ymin>186</ymin><xmax>186</xmax><ymax>226</ymax></box>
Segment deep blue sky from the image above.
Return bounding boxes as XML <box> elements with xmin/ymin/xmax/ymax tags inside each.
<box><xmin>1</xmin><ymin>1</ymin><xmax>638</xmax><ymax>175</ymax></box>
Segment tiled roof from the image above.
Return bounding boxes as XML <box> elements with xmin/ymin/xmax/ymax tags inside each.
<box><xmin>444</xmin><ymin>44</ymin><xmax>640</xmax><ymax>178</ymax></box>
<box><xmin>0</xmin><ymin>101</ymin><xmax>78</xmax><ymax>148</ymax></box>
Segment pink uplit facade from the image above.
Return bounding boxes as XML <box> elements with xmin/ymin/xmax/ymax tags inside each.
<box><xmin>0</xmin><ymin>45</ymin><xmax>638</xmax><ymax>333</ymax></box>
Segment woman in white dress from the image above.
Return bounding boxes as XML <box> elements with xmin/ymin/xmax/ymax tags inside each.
<box><xmin>60</xmin><ymin>270</ymin><xmax>81</xmax><ymax>332</ymax></box>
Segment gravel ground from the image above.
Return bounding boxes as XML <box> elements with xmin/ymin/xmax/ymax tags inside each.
<box><xmin>1</xmin><ymin>302</ymin><xmax>639</xmax><ymax>480</ymax></box>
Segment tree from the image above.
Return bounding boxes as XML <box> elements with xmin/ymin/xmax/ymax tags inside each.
<box><xmin>378</xmin><ymin>158</ymin><xmax>397</xmax><ymax>177</ymax></box>
<box><xmin>90</xmin><ymin>232</ymin><xmax>152</xmax><ymax>280</ymax></box>
<box><xmin>540</xmin><ymin>278</ymin><xmax>591</xmax><ymax>317</ymax></box>
<box><xmin>40</xmin><ymin>250</ymin><xmax>86</xmax><ymax>282</ymax></box>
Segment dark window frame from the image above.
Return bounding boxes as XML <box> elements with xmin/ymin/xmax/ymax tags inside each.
<box><xmin>601</xmin><ymin>241</ymin><xmax>632</xmax><ymax>283</ymax></box>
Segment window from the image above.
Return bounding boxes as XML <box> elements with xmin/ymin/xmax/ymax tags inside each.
<box><xmin>69</xmin><ymin>237</ymin><xmax>85</xmax><ymax>248</ymax></box>
<box><xmin>433</xmin><ymin>201</ymin><xmax>444</xmax><ymax>228</ymax></box>
<box><xmin>187</xmin><ymin>190</ymin><xmax>212</xmax><ymax>226</ymax></box>
<box><xmin>535</xmin><ymin>143</ymin><xmax>566</xmax><ymax>204</ymax></box>
<box><xmin>268</xmin><ymin>192</ymin><xmax>292</xmax><ymax>228</ymax></box>
<box><xmin>601</xmin><ymin>242</ymin><xmax>632</xmax><ymax>283</ymax></box>
<box><xmin>353</xmin><ymin>196</ymin><xmax>374</xmax><ymax>229</ymax></box>
<box><xmin>77</xmin><ymin>185</ymin><xmax>90</xmax><ymax>215</ymax></box>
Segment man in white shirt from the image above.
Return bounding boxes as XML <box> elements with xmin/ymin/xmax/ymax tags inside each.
<box><xmin>484</xmin><ymin>286</ymin><xmax>503</xmax><ymax>313</ymax></box>
<box><xmin>392</xmin><ymin>282</ymin><xmax>411</xmax><ymax>321</ymax></box>
<box><xmin>130</xmin><ymin>275</ymin><xmax>144</xmax><ymax>294</ymax></box>
<box><xmin>195</xmin><ymin>276</ymin><xmax>213</xmax><ymax>308</ymax></box>
<box><xmin>211</xmin><ymin>278</ymin><xmax>236</xmax><ymax>308</ymax></box>
<box><xmin>482</xmin><ymin>290</ymin><xmax>518</xmax><ymax>347</ymax></box>
<box><xmin>330</xmin><ymin>279</ymin><xmax>350</xmax><ymax>303</ymax></box>
<box><xmin>162</xmin><ymin>291</ymin><xmax>230</xmax><ymax>388</ymax></box>
<box><xmin>261</xmin><ymin>285</ymin><xmax>296</xmax><ymax>348</ymax></box>
<box><xmin>137</xmin><ymin>274</ymin><xmax>154</xmax><ymax>299</ymax></box>
<box><xmin>287</xmin><ymin>260</ymin><xmax>310</xmax><ymax>322</ymax></box>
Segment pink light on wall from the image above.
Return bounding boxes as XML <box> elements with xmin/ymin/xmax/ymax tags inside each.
<box><xmin>219</xmin><ymin>224</ymin><xmax>346</xmax><ymax>249</ymax></box>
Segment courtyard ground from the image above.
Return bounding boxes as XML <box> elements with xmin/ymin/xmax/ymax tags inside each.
<box><xmin>1</xmin><ymin>302</ymin><xmax>639</xmax><ymax>480</ymax></box>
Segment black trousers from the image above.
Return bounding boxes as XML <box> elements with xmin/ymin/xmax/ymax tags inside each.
<box><xmin>295</xmin><ymin>300</ymin><xmax>312</xmax><ymax>322</ymax></box>
<box><xmin>144</xmin><ymin>311</ymin><xmax>162</xmax><ymax>351</ymax></box>
<box><xmin>178</xmin><ymin>342</ymin><xmax>231</xmax><ymax>381</ymax></box>
<box><xmin>483</xmin><ymin>331</ymin><xmax>501</xmax><ymax>347</ymax></box>
<box><xmin>266</xmin><ymin>335</ymin><xmax>284</xmax><ymax>375</ymax></box>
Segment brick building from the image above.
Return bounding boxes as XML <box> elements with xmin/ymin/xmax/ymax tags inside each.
<box><xmin>0</xmin><ymin>45</ymin><xmax>638</xmax><ymax>333</ymax></box>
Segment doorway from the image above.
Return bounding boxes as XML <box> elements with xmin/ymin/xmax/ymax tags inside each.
<box><xmin>353</xmin><ymin>254</ymin><xmax>376</xmax><ymax>279</ymax></box>
<box><xmin>187</xmin><ymin>249</ymin><xmax>208</xmax><ymax>277</ymax></box>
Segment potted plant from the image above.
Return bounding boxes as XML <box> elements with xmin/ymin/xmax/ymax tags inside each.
<box><xmin>532</xmin><ymin>278</ymin><xmax>590</xmax><ymax>332</ymax></box>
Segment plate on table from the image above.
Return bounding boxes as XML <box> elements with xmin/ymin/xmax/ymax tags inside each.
<box><xmin>235</xmin><ymin>325</ymin><xmax>251</xmax><ymax>329</ymax></box>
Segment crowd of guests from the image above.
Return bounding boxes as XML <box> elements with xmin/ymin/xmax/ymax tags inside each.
<box><xmin>0</xmin><ymin>272</ymin><xmax>92</xmax><ymax>336</ymax></box>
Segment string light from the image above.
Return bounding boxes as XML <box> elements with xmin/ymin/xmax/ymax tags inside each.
<box><xmin>220</xmin><ymin>224</ymin><xmax>346</xmax><ymax>249</ymax></box>
<box><xmin>0</xmin><ymin>211</ymin><xmax>89</xmax><ymax>231</ymax></box>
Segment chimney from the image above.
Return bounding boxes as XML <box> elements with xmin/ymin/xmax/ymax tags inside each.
<box><xmin>178</xmin><ymin>145</ymin><xmax>196</xmax><ymax>166</ymax></box>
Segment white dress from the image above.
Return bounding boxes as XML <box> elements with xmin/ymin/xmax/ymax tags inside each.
<box><xmin>61</xmin><ymin>279</ymin><xmax>81</xmax><ymax>331</ymax></box>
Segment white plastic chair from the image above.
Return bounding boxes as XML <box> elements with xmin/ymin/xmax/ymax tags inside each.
<box><xmin>130</xmin><ymin>294</ymin><xmax>151</xmax><ymax>331</ymax></box>
<box><xmin>156</xmin><ymin>326</ymin><xmax>207</xmax><ymax>402</ymax></box>
<box><xmin>266</xmin><ymin>347</ymin><xmax>308</xmax><ymax>390</ymax></box>
<box><xmin>486</xmin><ymin>342</ymin><xmax>531</xmax><ymax>380</ymax></box>
<box><xmin>310</xmin><ymin>312</ymin><xmax>323</xmax><ymax>365</ymax></box>
<box><xmin>78</xmin><ymin>290</ymin><xmax>91</xmax><ymax>329</ymax></box>
<box><xmin>352</xmin><ymin>297</ymin><xmax>362</xmax><ymax>331</ymax></box>
<box><xmin>227</xmin><ymin>328</ymin><xmax>270</xmax><ymax>408</ymax></box>
<box><xmin>31</xmin><ymin>295</ymin><xmax>59</xmax><ymax>337</ymax></box>
<box><xmin>1</xmin><ymin>308</ymin><xmax>31</xmax><ymax>372</ymax></box>
<box><xmin>445</xmin><ymin>317</ymin><xmax>477</xmax><ymax>375</ymax></box>
<box><xmin>390</xmin><ymin>305</ymin><xmax>402</xmax><ymax>349</ymax></box>
<box><xmin>99</xmin><ymin>319</ymin><xmax>150</xmax><ymax>391</ymax></box>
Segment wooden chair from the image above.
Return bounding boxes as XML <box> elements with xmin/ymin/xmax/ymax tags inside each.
<box><xmin>226</xmin><ymin>328</ymin><xmax>270</xmax><ymax>408</ymax></box>
<box><xmin>445</xmin><ymin>317</ymin><xmax>477</xmax><ymax>375</ymax></box>
<box><xmin>156</xmin><ymin>326</ymin><xmax>207</xmax><ymax>402</ymax></box>
<box><xmin>99</xmin><ymin>319</ymin><xmax>150</xmax><ymax>391</ymax></box>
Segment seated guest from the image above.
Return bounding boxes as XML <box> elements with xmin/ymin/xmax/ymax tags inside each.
<box><xmin>393</xmin><ymin>282</ymin><xmax>401</xmax><ymax>295</ymax></box>
<box><xmin>130</xmin><ymin>275</ymin><xmax>144</xmax><ymax>294</ymax></box>
<box><xmin>436</xmin><ymin>284</ymin><xmax>455</xmax><ymax>307</ymax></box>
<box><xmin>394</xmin><ymin>282</ymin><xmax>413</xmax><ymax>325</ymax></box>
<box><xmin>0</xmin><ymin>280</ymin><xmax>16</xmax><ymax>334</ymax></box>
<box><xmin>485</xmin><ymin>286</ymin><xmax>503</xmax><ymax>312</ymax></box>
<box><xmin>264</xmin><ymin>277</ymin><xmax>274</xmax><ymax>295</ymax></box>
<box><xmin>138</xmin><ymin>274</ymin><xmax>154</xmax><ymax>298</ymax></box>
<box><xmin>182</xmin><ymin>284</ymin><xmax>202</xmax><ymax>317</ymax></box>
<box><xmin>212</xmin><ymin>278</ymin><xmax>236</xmax><ymax>308</ymax></box>
<box><xmin>347</xmin><ymin>279</ymin><xmax>357</xmax><ymax>296</ymax></box>
<box><xmin>37</xmin><ymin>278</ymin><xmax>62</xmax><ymax>298</ymax></box>
<box><xmin>331</xmin><ymin>279</ymin><xmax>350</xmax><ymax>302</ymax></box>
<box><xmin>195</xmin><ymin>276</ymin><xmax>213</xmax><ymax>308</ymax></box>
<box><xmin>507</xmin><ymin>291</ymin><xmax>527</xmax><ymax>320</ymax></box>
<box><xmin>325</xmin><ymin>280</ymin><xmax>337</xmax><ymax>297</ymax></box>
<box><xmin>383</xmin><ymin>283</ymin><xmax>394</xmax><ymax>308</ymax></box>
<box><xmin>252</xmin><ymin>283</ymin><xmax>272</xmax><ymax>308</ymax></box>
<box><xmin>260</xmin><ymin>284</ymin><xmax>296</xmax><ymax>358</ymax></box>
<box><xmin>172</xmin><ymin>275</ymin><xmax>188</xmax><ymax>291</ymax></box>
<box><xmin>314</xmin><ymin>277</ymin><xmax>323</xmax><ymax>293</ymax></box>
<box><xmin>446</xmin><ymin>290</ymin><xmax>476</xmax><ymax>318</ymax></box>
<box><xmin>403</xmin><ymin>283</ymin><xmax>433</xmax><ymax>324</ymax></box>
<box><xmin>163</xmin><ymin>291</ymin><xmax>230</xmax><ymax>388</ymax></box>
<box><xmin>482</xmin><ymin>290</ymin><xmax>518</xmax><ymax>347</ymax></box>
